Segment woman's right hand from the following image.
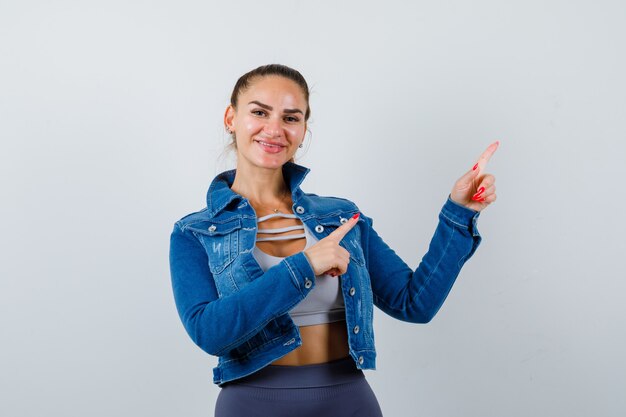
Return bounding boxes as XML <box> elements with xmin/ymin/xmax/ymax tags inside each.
<box><xmin>303</xmin><ymin>213</ymin><xmax>360</xmax><ymax>277</ymax></box>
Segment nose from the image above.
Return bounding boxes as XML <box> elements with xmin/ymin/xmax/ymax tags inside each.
<box><xmin>262</xmin><ymin>117</ymin><xmax>283</xmax><ymax>137</ymax></box>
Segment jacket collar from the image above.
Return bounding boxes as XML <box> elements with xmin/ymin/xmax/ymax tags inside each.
<box><xmin>206</xmin><ymin>161</ymin><xmax>311</xmax><ymax>218</ymax></box>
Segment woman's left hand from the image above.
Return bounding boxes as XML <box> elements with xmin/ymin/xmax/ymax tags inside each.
<box><xmin>450</xmin><ymin>141</ymin><xmax>499</xmax><ymax>212</ymax></box>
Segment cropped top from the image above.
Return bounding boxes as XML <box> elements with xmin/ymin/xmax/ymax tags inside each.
<box><xmin>253</xmin><ymin>212</ymin><xmax>346</xmax><ymax>327</ymax></box>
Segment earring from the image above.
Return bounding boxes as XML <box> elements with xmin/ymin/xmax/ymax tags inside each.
<box><xmin>298</xmin><ymin>142</ymin><xmax>303</xmax><ymax>148</ymax></box>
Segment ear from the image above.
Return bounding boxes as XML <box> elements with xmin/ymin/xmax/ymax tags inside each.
<box><xmin>224</xmin><ymin>105</ymin><xmax>235</xmax><ymax>131</ymax></box>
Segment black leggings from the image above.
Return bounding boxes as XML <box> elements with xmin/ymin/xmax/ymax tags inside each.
<box><xmin>215</xmin><ymin>356</ymin><xmax>384</xmax><ymax>416</ymax></box>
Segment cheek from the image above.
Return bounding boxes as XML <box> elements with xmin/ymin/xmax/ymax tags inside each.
<box><xmin>237</xmin><ymin>114</ymin><xmax>262</xmax><ymax>133</ymax></box>
<box><xmin>285</xmin><ymin>125</ymin><xmax>304</xmax><ymax>137</ymax></box>
<box><xmin>244</xmin><ymin>120</ymin><xmax>262</xmax><ymax>132</ymax></box>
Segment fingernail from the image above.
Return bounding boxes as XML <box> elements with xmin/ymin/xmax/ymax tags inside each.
<box><xmin>472</xmin><ymin>163</ymin><xmax>478</xmax><ymax>171</ymax></box>
<box><xmin>472</xmin><ymin>187</ymin><xmax>485</xmax><ymax>199</ymax></box>
<box><xmin>352</xmin><ymin>213</ymin><xmax>360</xmax><ymax>220</ymax></box>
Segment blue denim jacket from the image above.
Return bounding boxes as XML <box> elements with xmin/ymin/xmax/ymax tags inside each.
<box><xmin>169</xmin><ymin>161</ymin><xmax>482</xmax><ymax>386</ymax></box>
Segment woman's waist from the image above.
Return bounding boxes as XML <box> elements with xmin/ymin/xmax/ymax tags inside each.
<box><xmin>269</xmin><ymin>319</ymin><xmax>349</xmax><ymax>366</ymax></box>
<box><xmin>224</xmin><ymin>355</ymin><xmax>361</xmax><ymax>388</ymax></box>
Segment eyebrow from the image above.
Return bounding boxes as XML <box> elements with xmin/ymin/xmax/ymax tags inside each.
<box><xmin>248</xmin><ymin>100</ymin><xmax>304</xmax><ymax>115</ymax></box>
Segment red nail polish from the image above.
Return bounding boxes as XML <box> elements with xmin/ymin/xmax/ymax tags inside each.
<box><xmin>472</xmin><ymin>187</ymin><xmax>485</xmax><ymax>197</ymax></box>
<box><xmin>472</xmin><ymin>190</ymin><xmax>484</xmax><ymax>200</ymax></box>
<box><xmin>473</xmin><ymin>163</ymin><xmax>478</xmax><ymax>171</ymax></box>
<box><xmin>352</xmin><ymin>213</ymin><xmax>360</xmax><ymax>220</ymax></box>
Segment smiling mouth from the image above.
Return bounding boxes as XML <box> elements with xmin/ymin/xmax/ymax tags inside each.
<box><xmin>254</xmin><ymin>140</ymin><xmax>286</xmax><ymax>149</ymax></box>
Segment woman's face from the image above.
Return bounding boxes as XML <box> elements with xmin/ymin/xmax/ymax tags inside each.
<box><xmin>224</xmin><ymin>76</ymin><xmax>307</xmax><ymax>171</ymax></box>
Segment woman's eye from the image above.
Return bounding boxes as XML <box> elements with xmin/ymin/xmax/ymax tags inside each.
<box><xmin>251</xmin><ymin>110</ymin><xmax>299</xmax><ymax>122</ymax></box>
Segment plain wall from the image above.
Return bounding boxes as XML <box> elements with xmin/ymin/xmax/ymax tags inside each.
<box><xmin>1</xmin><ymin>1</ymin><xmax>625</xmax><ymax>416</ymax></box>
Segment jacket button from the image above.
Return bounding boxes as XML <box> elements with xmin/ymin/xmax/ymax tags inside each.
<box><xmin>304</xmin><ymin>278</ymin><xmax>312</xmax><ymax>289</ymax></box>
<box><xmin>296</xmin><ymin>206</ymin><xmax>305</xmax><ymax>214</ymax></box>
<box><xmin>340</xmin><ymin>217</ymin><xmax>348</xmax><ymax>224</ymax></box>
<box><xmin>208</xmin><ymin>225</ymin><xmax>216</xmax><ymax>232</ymax></box>
<box><xmin>358</xmin><ymin>356</ymin><xmax>364</xmax><ymax>365</ymax></box>
<box><xmin>353</xmin><ymin>325</ymin><xmax>360</xmax><ymax>334</ymax></box>
<box><xmin>314</xmin><ymin>225</ymin><xmax>324</xmax><ymax>233</ymax></box>
<box><xmin>349</xmin><ymin>287</ymin><xmax>356</xmax><ymax>296</ymax></box>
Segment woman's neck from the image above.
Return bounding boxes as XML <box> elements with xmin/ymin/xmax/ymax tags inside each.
<box><xmin>230</xmin><ymin>163</ymin><xmax>291</xmax><ymax>207</ymax></box>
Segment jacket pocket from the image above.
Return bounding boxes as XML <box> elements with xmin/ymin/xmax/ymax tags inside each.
<box><xmin>188</xmin><ymin>217</ymin><xmax>243</xmax><ymax>275</ymax></box>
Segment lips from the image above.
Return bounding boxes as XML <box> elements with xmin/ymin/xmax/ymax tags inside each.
<box><xmin>254</xmin><ymin>139</ymin><xmax>286</xmax><ymax>148</ymax></box>
<box><xmin>254</xmin><ymin>139</ymin><xmax>287</xmax><ymax>154</ymax></box>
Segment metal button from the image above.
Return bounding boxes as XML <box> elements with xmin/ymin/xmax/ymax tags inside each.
<box><xmin>340</xmin><ymin>217</ymin><xmax>348</xmax><ymax>224</ymax></box>
<box><xmin>358</xmin><ymin>356</ymin><xmax>364</xmax><ymax>365</ymax></box>
<box><xmin>314</xmin><ymin>225</ymin><xmax>324</xmax><ymax>233</ymax></box>
<box><xmin>304</xmin><ymin>278</ymin><xmax>312</xmax><ymax>289</ymax></box>
<box><xmin>296</xmin><ymin>206</ymin><xmax>305</xmax><ymax>214</ymax></box>
<box><xmin>353</xmin><ymin>325</ymin><xmax>360</xmax><ymax>334</ymax></box>
<box><xmin>349</xmin><ymin>287</ymin><xmax>356</xmax><ymax>296</ymax></box>
<box><xmin>208</xmin><ymin>225</ymin><xmax>216</xmax><ymax>232</ymax></box>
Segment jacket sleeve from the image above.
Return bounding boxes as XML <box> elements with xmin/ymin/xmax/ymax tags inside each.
<box><xmin>361</xmin><ymin>194</ymin><xmax>482</xmax><ymax>323</ymax></box>
<box><xmin>168</xmin><ymin>222</ymin><xmax>317</xmax><ymax>357</ymax></box>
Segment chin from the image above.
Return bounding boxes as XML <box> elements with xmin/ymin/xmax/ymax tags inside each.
<box><xmin>238</xmin><ymin>146</ymin><xmax>294</xmax><ymax>170</ymax></box>
<box><xmin>252</xmin><ymin>156</ymin><xmax>289</xmax><ymax>170</ymax></box>
<box><xmin>263</xmin><ymin>160</ymin><xmax>290</xmax><ymax>169</ymax></box>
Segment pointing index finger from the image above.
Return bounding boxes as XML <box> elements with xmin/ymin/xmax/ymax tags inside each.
<box><xmin>326</xmin><ymin>213</ymin><xmax>360</xmax><ymax>243</ymax></box>
<box><xmin>475</xmin><ymin>140</ymin><xmax>500</xmax><ymax>169</ymax></box>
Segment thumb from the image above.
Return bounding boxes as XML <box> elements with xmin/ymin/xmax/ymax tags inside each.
<box><xmin>458</xmin><ymin>162</ymin><xmax>481</xmax><ymax>186</ymax></box>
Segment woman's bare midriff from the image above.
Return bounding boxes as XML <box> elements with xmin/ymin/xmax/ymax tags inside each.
<box><xmin>270</xmin><ymin>320</ymin><xmax>350</xmax><ymax>365</ymax></box>
<box><xmin>255</xmin><ymin>210</ymin><xmax>351</xmax><ymax>366</ymax></box>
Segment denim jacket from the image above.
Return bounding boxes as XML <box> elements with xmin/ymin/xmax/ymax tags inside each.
<box><xmin>169</xmin><ymin>161</ymin><xmax>482</xmax><ymax>387</ymax></box>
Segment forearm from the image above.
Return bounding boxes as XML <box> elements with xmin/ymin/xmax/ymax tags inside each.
<box><xmin>366</xmin><ymin>195</ymin><xmax>482</xmax><ymax>323</ymax></box>
<box><xmin>169</xmin><ymin>224</ymin><xmax>316</xmax><ymax>356</ymax></box>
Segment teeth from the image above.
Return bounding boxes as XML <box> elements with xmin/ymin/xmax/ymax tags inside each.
<box><xmin>257</xmin><ymin>140</ymin><xmax>282</xmax><ymax>148</ymax></box>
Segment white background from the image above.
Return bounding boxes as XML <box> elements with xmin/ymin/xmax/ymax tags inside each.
<box><xmin>1</xmin><ymin>1</ymin><xmax>625</xmax><ymax>416</ymax></box>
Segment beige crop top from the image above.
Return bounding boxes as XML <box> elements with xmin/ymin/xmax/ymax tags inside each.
<box><xmin>252</xmin><ymin>212</ymin><xmax>346</xmax><ymax>327</ymax></box>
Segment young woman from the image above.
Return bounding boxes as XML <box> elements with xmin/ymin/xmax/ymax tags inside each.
<box><xmin>169</xmin><ymin>64</ymin><xmax>498</xmax><ymax>416</ymax></box>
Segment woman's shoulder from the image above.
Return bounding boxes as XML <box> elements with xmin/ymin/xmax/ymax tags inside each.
<box><xmin>299</xmin><ymin>191</ymin><xmax>373</xmax><ymax>222</ymax></box>
<box><xmin>300</xmin><ymin>191</ymin><xmax>374</xmax><ymax>226</ymax></box>
<box><xmin>172</xmin><ymin>206</ymin><xmax>211</xmax><ymax>230</ymax></box>
<box><xmin>301</xmin><ymin>191</ymin><xmax>358</xmax><ymax>208</ymax></box>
